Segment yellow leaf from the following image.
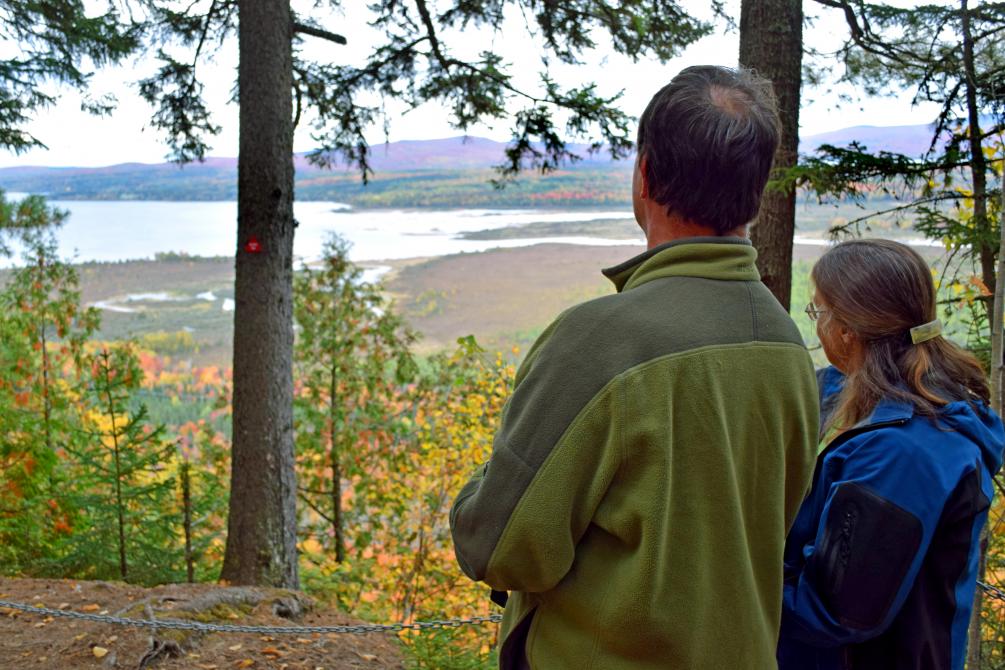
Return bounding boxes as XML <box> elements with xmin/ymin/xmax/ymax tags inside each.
<box><xmin>236</xmin><ymin>660</ymin><xmax>254</xmax><ymax>669</ymax></box>
<box><xmin>92</xmin><ymin>647</ymin><xmax>109</xmax><ymax>659</ymax></box>
<box><xmin>228</xmin><ymin>644</ymin><xmax>243</xmax><ymax>651</ymax></box>
<box><xmin>81</xmin><ymin>604</ymin><xmax>101</xmax><ymax>612</ymax></box>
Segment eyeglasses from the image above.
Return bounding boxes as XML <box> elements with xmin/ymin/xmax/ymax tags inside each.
<box><xmin>805</xmin><ymin>302</ymin><xmax>827</xmax><ymax>322</ymax></box>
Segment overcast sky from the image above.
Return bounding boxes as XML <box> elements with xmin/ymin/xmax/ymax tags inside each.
<box><xmin>0</xmin><ymin>0</ymin><xmax>944</xmax><ymax>168</ymax></box>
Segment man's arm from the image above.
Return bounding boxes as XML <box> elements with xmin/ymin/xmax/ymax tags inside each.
<box><xmin>449</xmin><ymin>317</ymin><xmax>623</xmax><ymax>593</ymax></box>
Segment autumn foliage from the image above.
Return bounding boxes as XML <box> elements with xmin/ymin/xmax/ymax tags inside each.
<box><xmin>1</xmin><ymin>230</ymin><xmax>512</xmax><ymax>664</ymax></box>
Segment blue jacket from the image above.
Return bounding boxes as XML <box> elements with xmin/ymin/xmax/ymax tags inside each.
<box><xmin>778</xmin><ymin>366</ymin><xmax>1004</xmax><ymax>670</ymax></box>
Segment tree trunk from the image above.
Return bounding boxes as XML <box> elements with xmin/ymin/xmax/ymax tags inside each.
<box><xmin>962</xmin><ymin>3</ymin><xmax>993</xmax><ymax>662</ymax></box>
<box><xmin>739</xmin><ymin>0</ymin><xmax>803</xmax><ymax>311</ymax></box>
<box><xmin>102</xmin><ymin>349</ymin><xmax>128</xmax><ymax>582</ymax></box>
<box><xmin>221</xmin><ymin>0</ymin><xmax>299</xmax><ymax>588</ymax></box>
<box><xmin>181</xmin><ymin>459</ymin><xmax>195</xmax><ymax>583</ymax></box>
<box><xmin>330</xmin><ymin>365</ymin><xmax>345</xmax><ymax>564</ymax></box>
<box><xmin>960</xmin><ymin>0</ymin><xmax>995</xmax><ymax>300</ymax></box>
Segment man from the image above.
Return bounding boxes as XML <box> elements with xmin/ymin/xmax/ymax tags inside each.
<box><xmin>450</xmin><ymin>65</ymin><xmax>819</xmax><ymax>670</ymax></box>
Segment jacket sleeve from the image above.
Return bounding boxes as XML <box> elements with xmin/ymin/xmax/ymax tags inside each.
<box><xmin>782</xmin><ymin>431</ymin><xmax>944</xmax><ymax>647</ymax></box>
<box><xmin>449</xmin><ymin>316</ymin><xmax>623</xmax><ymax>593</ymax></box>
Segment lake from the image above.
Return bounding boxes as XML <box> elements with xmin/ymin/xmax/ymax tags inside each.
<box><xmin>2</xmin><ymin>196</ymin><xmax>940</xmax><ymax>269</ymax></box>
<box><xmin>4</xmin><ymin>197</ymin><xmax>642</xmax><ymax>265</ymax></box>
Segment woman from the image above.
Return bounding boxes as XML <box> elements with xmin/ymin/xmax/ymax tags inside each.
<box><xmin>778</xmin><ymin>239</ymin><xmax>1004</xmax><ymax>670</ymax></box>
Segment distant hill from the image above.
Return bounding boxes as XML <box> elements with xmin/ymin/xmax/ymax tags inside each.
<box><xmin>798</xmin><ymin>123</ymin><xmax>939</xmax><ymax>155</ymax></box>
<box><xmin>0</xmin><ymin>122</ymin><xmax>946</xmax><ymax>203</ymax></box>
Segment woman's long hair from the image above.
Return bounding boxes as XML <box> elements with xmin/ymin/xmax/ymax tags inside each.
<box><xmin>813</xmin><ymin>239</ymin><xmax>989</xmax><ymax>430</ymax></box>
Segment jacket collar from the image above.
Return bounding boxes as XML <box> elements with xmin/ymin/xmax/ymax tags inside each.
<box><xmin>601</xmin><ymin>237</ymin><xmax>760</xmax><ymax>293</ymax></box>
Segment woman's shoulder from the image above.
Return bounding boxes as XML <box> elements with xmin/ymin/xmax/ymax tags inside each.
<box><xmin>834</xmin><ymin>398</ymin><xmax>1003</xmax><ymax>477</ymax></box>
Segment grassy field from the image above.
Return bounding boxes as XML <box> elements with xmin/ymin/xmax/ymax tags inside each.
<box><xmin>75</xmin><ymin>256</ymin><xmax>237</xmax><ymax>366</ymax></box>
<box><xmin>10</xmin><ymin>238</ymin><xmax>957</xmax><ymax>371</ymax></box>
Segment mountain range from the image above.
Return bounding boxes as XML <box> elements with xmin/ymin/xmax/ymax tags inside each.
<box><xmin>0</xmin><ymin>122</ymin><xmax>942</xmax><ymax>203</ymax></box>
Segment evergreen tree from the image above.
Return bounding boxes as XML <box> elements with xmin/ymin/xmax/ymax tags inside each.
<box><xmin>0</xmin><ymin>232</ymin><xmax>97</xmax><ymax>574</ymax></box>
<box><xmin>294</xmin><ymin>234</ymin><xmax>417</xmax><ymax>566</ymax></box>
<box><xmin>0</xmin><ymin>0</ymin><xmax>138</xmax><ymax>154</ymax></box>
<box><xmin>59</xmin><ymin>344</ymin><xmax>179</xmax><ymax>584</ymax></box>
<box><xmin>794</xmin><ymin>1</ymin><xmax>1004</xmax><ymax>295</ymax></box>
<box><xmin>0</xmin><ymin>192</ymin><xmax>65</xmax><ymax>257</ymax></box>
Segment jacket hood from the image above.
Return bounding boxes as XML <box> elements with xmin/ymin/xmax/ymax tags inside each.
<box><xmin>938</xmin><ymin>398</ymin><xmax>1005</xmax><ymax>478</ymax></box>
<box><xmin>818</xmin><ymin>366</ymin><xmax>1004</xmax><ymax>477</ymax></box>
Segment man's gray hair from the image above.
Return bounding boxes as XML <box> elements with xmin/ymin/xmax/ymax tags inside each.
<box><xmin>636</xmin><ymin>66</ymin><xmax>780</xmax><ymax>234</ymax></box>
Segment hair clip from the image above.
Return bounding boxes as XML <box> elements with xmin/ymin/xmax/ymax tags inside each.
<box><xmin>910</xmin><ymin>319</ymin><xmax>942</xmax><ymax>345</ymax></box>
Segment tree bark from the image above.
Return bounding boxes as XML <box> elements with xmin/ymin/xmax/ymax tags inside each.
<box><xmin>101</xmin><ymin>349</ymin><xmax>128</xmax><ymax>582</ymax></box>
<box><xmin>221</xmin><ymin>0</ymin><xmax>299</xmax><ymax>588</ymax></box>
<box><xmin>963</xmin><ymin>2</ymin><xmax>993</xmax><ymax>662</ymax></box>
<box><xmin>739</xmin><ymin>0</ymin><xmax>803</xmax><ymax>311</ymax></box>
<box><xmin>181</xmin><ymin>459</ymin><xmax>195</xmax><ymax>583</ymax></box>
<box><xmin>960</xmin><ymin>0</ymin><xmax>995</xmax><ymax>300</ymax></box>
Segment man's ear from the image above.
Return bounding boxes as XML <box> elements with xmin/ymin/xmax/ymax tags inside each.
<box><xmin>638</xmin><ymin>154</ymin><xmax>650</xmax><ymax>200</ymax></box>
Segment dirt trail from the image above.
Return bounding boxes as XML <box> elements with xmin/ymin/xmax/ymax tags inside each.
<box><xmin>0</xmin><ymin>578</ymin><xmax>404</xmax><ymax>670</ymax></box>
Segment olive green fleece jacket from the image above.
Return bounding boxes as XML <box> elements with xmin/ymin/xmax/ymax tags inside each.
<box><xmin>449</xmin><ymin>238</ymin><xmax>819</xmax><ymax>670</ymax></box>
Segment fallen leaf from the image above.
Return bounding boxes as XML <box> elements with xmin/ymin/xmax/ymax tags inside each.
<box><xmin>235</xmin><ymin>660</ymin><xmax>254</xmax><ymax>668</ymax></box>
<box><xmin>106</xmin><ymin>635</ymin><xmax>118</xmax><ymax>643</ymax></box>
<box><xmin>355</xmin><ymin>652</ymin><xmax>377</xmax><ymax>662</ymax></box>
<box><xmin>228</xmin><ymin>644</ymin><xmax>243</xmax><ymax>651</ymax></box>
<box><xmin>81</xmin><ymin>604</ymin><xmax>101</xmax><ymax>612</ymax></box>
<box><xmin>261</xmin><ymin>647</ymin><xmax>282</xmax><ymax>657</ymax></box>
<box><xmin>58</xmin><ymin>603</ymin><xmax>69</xmax><ymax>610</ymax></box>
<box><xmin>74</xmin><ymin>634</ymin><xmax>86</xmax><ymax>641</ymax></box>
<box><xmin>92</xmin><ymin>647</ymin><xmax>109</xmax><ymax>659</ymax></box>
<box><xmin>295</xmin><ymin>638</ymin><xmax>312</xmax><ymax>644</ymax></box>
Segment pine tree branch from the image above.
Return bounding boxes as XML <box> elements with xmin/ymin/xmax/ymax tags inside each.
<box><xmin>826</xmin><ymin>193</ymin><xmax>962</xmax><ymax>237</ymax></box>
<box><xmin>292</xmin><ymin>21</ymin><xmax>347</xmax><ymax>45</ymax></box>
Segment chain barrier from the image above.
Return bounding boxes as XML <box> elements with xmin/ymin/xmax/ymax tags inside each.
<box><xmin>980</xmin><ymin>580</ymin><xmax>1005</xmax><ymax>604</ymax></box>
<box><xmin>0</xmin><ymin>599</ymin><xmax>501</xmax><ymax>636</ymax></box>
<box><xmin>4</xmin><ymin>580</ymin><xmax>998</xmax><ymax>636</ymax></box>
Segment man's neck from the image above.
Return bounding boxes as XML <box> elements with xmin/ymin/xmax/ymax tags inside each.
<box><xmin>645</xmin><ymin>215</ymin><xmax>747</xmax><ymax>249</ymax></box>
